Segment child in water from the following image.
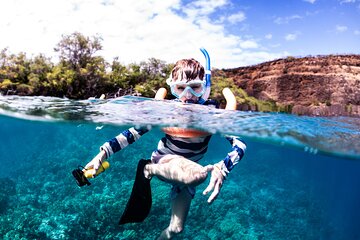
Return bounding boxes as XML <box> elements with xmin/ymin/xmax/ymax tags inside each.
<box><xmin>83</xmin><ymin>58</ymin><xmax>247</xmax><ymax>239</ymax></box>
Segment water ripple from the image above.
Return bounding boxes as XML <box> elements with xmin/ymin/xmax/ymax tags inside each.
<box><xmin>1</xmin><ymin>95</ymin><xmax>359</xmax><ymax>159</ymax></box>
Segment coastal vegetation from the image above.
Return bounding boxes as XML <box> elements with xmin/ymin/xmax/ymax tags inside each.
<box><xmin>0</xmin><ymin>32</ymin><xmax>173</xmax><ymax>100</ymax></box>
<box><xmin>0</xmin><ymin>32</ymin><xmax>287</xmax><ymax>113</ymax></box>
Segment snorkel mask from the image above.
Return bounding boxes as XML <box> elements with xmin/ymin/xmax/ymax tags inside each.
<box><xmin>167</xmin><ymin>48</ymin><xmax>211</xmax><ymax>104</ymax></box>
<box><xmin>166</xmin><ymin>77</ymin><xmax>206</xmax><ymax>99</ymax></box>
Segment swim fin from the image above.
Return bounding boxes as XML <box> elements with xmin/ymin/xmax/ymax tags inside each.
<box><xmin>119</xmin><ymin>159</ymin><xmax>152</xmax><ymax>225</ymax></box>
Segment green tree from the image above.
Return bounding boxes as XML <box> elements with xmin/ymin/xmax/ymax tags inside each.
<box><xmin>45</xmin><ymin>64</ymin><xmax>76</xmax><ymax>97</ymax></box>
<box><xmin>134</xmin><ymin>58</ymin><xmax>172</xmax><ymax>97</ymax></box>
<box><xmin>0</xmin><ymin>49</ymin><xmax>33</xmax><ymax>95</ymax></box>
<box><xmin>54</xmin><ymin>32</ymin><xmax>107</xmax><ymax>99</ymax></box>
<box><xmin>28</xmin><ymin>54</ymin><xmax>54</xmax><ymax>95</ymax></box>
<box><xmin>54</xmin><ymin>32</ymin><xmax>103</xmax><ymax>70</ymax></box>
<box><xmin>105</xmin><ymin>57</ymin><xmax>134</xmax><ymax>97</ymax></box>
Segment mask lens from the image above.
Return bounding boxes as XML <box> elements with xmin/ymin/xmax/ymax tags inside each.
<box><xmin>170</xmin><ymin>80</ymin><xmax>205</xmax><ymax>98</ymax></box>
<box><xmin>188</xmin><ymin>83</ymin><xmax>203</xmax><ymax>94</ymax></box>
<box><xmin>173</xmin><ymin>84</ymin><xmax>187</xmax><ymax>96</ymax></box>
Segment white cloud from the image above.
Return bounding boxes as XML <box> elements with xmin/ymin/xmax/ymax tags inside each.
<box><xmin>285</xmin><ymin>33</ymin><xmax>298</xmax><ymax>41</ymax></box>
<box><xmin>335</xmin><ymin>25</ymin><xmax>348</xmax><ymax>33</ymax></box>
<box><xmin>339</xmin><ymin>0</ymin><xmax>356</xmax><ymax>4</ymax></box>
<box><xmin>274</xmin><ymin>15</ymin><xmax>302</xmax><ymax>24</ymax></box>
<box><xmin>230</xmin><ymin>51</ymin><xmax>288</xmax><ymax>67</ymax></box>
<box><xmin>270</xmin><ymin>43</ymin><xmax>281</xmax><ymax>48</ymax></box>
<box><xmin>303</xmin><ymin>0</ymin><xmax>317</xmax><ymax>3</ymax></box>
<box><xmin>239</xmin><ymin>40</ymin><xmax>258</xmax><ymax>49</ymax></box>
<box><xmin>286</xmin><ymin>31</ymin><xmax>301</xmax><ymax>41</ymax></box>
<box><xmin>0</xmin><ymin>0</ymin><xmax>283</xmax><ymax>68</ymax></box>
<box><xmin>227</xmin><ymin>11</ymin><xmax>246</xmax><ymax>24</ymax></box>
<box><xmin>265</xmin><ymin>34</ymin><xmax>273</xmax><ymax>39</ymax></box>
<box><xmin>182</xmin><ymin>0</ymin><xmax>228</xmax><ymax>20</ymax></box>
<box><xmin>354</xmin><ymin>30</ymin><xmax>360</xmax><ymax>35</ymax></box>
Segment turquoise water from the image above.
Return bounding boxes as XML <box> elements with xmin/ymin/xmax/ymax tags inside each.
<box><xmin>0</xmin><ymin>95</ymin><xmax>360</xmax><ymax>239</ymax></box>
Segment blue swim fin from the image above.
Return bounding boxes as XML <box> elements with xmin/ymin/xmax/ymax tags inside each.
<box><xmin>119</xmin><ymin>159</ymin><xmax>152</xmax><ymax>225</ymax></box>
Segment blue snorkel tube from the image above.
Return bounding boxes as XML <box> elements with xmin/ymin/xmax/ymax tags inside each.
<box><xmin>199</xmin><ymin>48</ymin><xmax>211</xmax><ymax>104</ymax></box>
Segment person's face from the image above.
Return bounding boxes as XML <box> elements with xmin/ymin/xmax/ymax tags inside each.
<box><xmin>168</xmin><ymin>79</ymin><xmax>206</xmax><ymax>103</ymax></box>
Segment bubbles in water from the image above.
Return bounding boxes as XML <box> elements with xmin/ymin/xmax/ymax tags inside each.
<box><xmin>304</xmin><ymin>146</ymin><xmax>319</xmax><ymax>155</ymax></box>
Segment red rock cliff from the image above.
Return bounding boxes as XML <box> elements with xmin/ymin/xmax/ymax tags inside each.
<box><xmin>219</xmin><ymin>54</ymin><xmax>360</xmax><ymax>116</ymax></box>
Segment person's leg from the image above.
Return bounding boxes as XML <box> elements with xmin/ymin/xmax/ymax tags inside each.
<box><xmin>157</xmin><ymin>188</ymin><xmax>192</xmax><ymax>240</ymax></box>
<box><xmin>144</xmin><ymin>155</ymin><xmax>213</xmax><ymax>187</ymax></box>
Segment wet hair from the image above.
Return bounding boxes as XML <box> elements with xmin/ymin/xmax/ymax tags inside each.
<box><xmin>171</xmin><ymin>58</ymin><xmax>205</xmax><ymax>82</ymax></box>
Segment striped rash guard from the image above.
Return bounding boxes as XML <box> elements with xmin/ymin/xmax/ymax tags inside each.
<box><xmin>100</xmin><ymin>127</ymin><xmax>246</xmax><ymax>178</ymax></box>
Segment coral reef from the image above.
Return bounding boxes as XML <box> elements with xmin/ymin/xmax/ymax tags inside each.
<box><xmin>0</xmin><ymin>177</ymin><xmax>16</xmax><ymax>214</ymax></box>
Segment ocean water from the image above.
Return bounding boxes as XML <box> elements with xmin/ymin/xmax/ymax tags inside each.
<box><xmin>0</xmin><ymin>95</ymin><xmax>359</xmax><ymax>240</ymax></box>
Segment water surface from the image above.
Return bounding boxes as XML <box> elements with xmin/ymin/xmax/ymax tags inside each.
<box><xmin>0</xmin><ymin>95</ymin><xmax>359</xmax><ymax>239</ymax></box>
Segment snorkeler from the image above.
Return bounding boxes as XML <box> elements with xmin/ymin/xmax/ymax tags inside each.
<box><xmin>73</xmin><ymin>49</ymin><xmax>247</xmax><ymax>239</ymax></box>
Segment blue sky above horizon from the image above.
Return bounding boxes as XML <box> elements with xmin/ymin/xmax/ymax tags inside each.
<box><xmin>0</xmin><ymin>0</ymin><xmax>359</xmax><ymax>68</ymax></box>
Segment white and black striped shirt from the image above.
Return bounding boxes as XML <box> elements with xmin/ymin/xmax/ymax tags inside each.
<box><xmin>101</xmin><ymin>127</ymin><xmax>246</xmax><ymax>176</ymax></box>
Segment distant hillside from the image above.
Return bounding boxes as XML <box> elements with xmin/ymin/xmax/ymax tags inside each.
<box><xmin>216</xmin><ymin>54</ymin><xmax>360</xmax><ymax>117</ymax></box>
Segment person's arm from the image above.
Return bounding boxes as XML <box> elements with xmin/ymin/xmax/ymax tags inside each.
<box><xmin>84</xmin><ymin>126</ymin><xmax>149</xmax><ymax>177</ymax></box>
<box><xmin>203</xmin><ymin>136</ymin><xmax>247</xmax><ymax>203</ymax></box>
<box><xmin>214</xmin><ymin>136</ymin><xmax>246</xmax><ymax>177</ymax></box>
<box><xmin>100</xmin><ymin>126</ymin><xmax>149</xmax><ymax>158</ymax></box>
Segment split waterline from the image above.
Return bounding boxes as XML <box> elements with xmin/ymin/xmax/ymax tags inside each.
<box><xmin>0</xmin><ymin>95</ymin><xmax>359</xmax><ymax>239</ymax></box>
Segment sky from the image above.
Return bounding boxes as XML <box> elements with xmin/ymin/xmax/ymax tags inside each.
<box><xmin>0</xmin><ymin>0</ymin><xmax>359</xmax><ymax>69</ymax></box>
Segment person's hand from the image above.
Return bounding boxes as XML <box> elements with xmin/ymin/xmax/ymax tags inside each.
<box><xmin>84</xmin><ymin>151</ymin><xmax>106</xmax><ymax>178</ymax></box>
<box><xmin>202</xmin><ymin>162</ymin><xmax>224</xmax><ymax>204</ymax></box>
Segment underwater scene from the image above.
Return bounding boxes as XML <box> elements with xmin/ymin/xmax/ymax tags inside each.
<box><xmin>0</xmin><ymin>95</ymin><xmax>360</xmax><ymax>240</ymax></box>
